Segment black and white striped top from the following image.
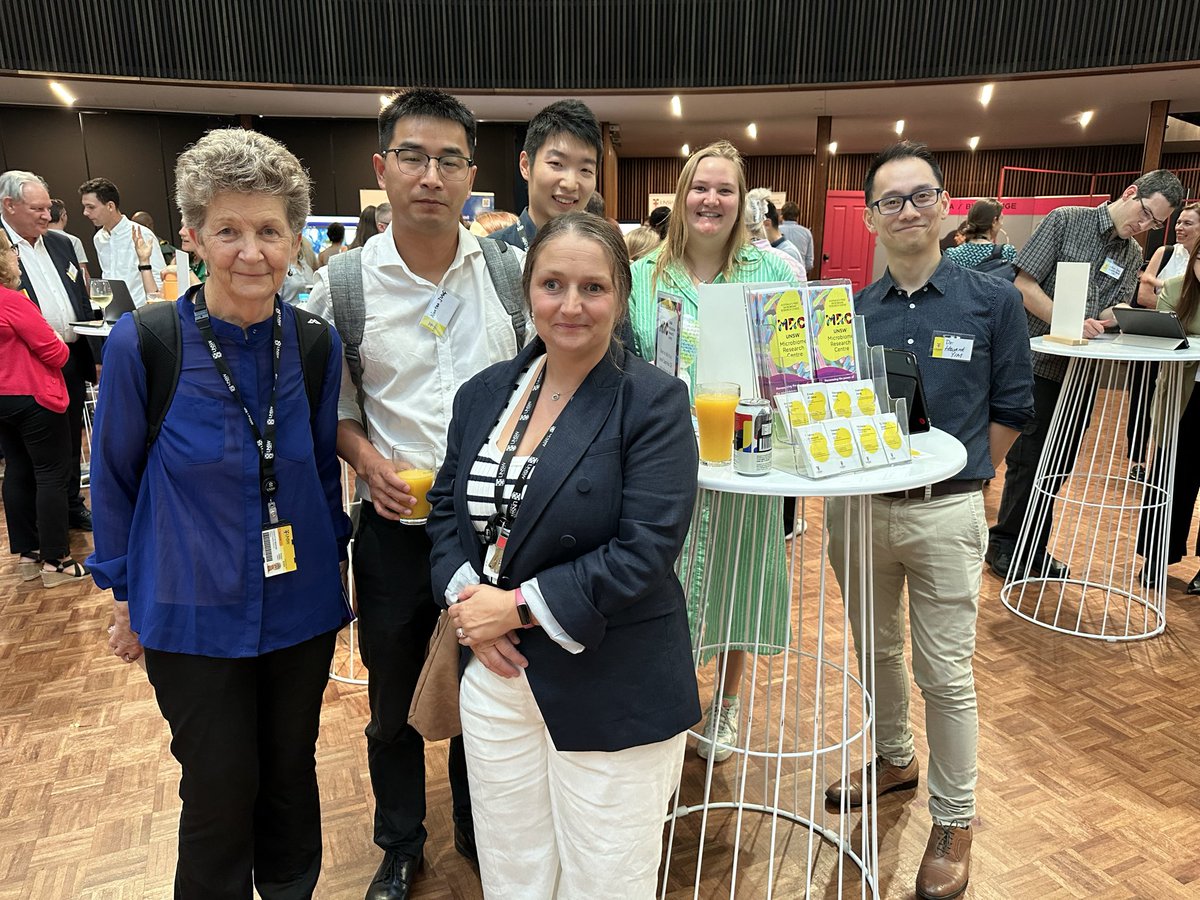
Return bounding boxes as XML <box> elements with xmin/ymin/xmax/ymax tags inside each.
<box><xmin>466</xmin><ymin>357</ymin><xmax>544</xmax><ymax>539</ymax></box>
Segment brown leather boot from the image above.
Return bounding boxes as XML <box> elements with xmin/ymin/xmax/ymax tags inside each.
<box><xmin>916</xmin><ymin>823</ymin><xmax>972</xmax><ymax>899</ymax></box>
<box><xmin>823</xmin><ymin>755</ymin><xmax>919</xmax><ymax>807</ymax></box>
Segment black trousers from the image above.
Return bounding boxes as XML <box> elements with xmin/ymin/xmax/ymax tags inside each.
<box><xmin>63</xmin><ymin>351</ymin><xmax>89</xmax><ymax>515</ymax></box>
<box><xmin>991</xmin><ymin>374</ymin><xmax>1095</xmax><ymax>559</ymax></box>
<box><xmin>1138</xmin><ymin>386</ymin><xmax>1200</xmax><ymax>568</ymax></box>
<box><xmin>0</xmin><ymin>395</ymin><xmax>71</xmax><ymax>559</ymax></box>
<box><xmin>144</xmin><ymin>629</ymin><xmax>338</xmax><ymax>900</ymax></box>
<box><xmin>355</xmin><ymin>505</ymin><xmax>471</xmax><ymax>858</ymax></box>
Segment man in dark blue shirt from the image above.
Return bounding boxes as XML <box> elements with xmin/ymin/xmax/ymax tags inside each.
<box><xmin>825</xmin><ymin>141</ymin><xmax>1033</xmax><ymax>900</ymax></box>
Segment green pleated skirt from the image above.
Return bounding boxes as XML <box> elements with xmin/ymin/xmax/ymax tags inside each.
<box><xmin>680</xmin><ymin>489</ymin><xmax>792</xmax><ymax>664</ymax></box>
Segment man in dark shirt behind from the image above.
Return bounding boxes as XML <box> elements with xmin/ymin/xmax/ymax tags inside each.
<box><xmin>825</xmin><ymin>142</ymin><xmax>1034</xmax><ymax>900</ymax></box>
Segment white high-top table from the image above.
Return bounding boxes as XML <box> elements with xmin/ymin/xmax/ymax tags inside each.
<box><xmin>663</xmin><ymin>428</ymin><xmax>966</xmax><ymax>899</ymax></box>
<box><xmin>1001</xmin><ymin>335</ymin><xmax>1200</xmax><ymax>641</ymax></box>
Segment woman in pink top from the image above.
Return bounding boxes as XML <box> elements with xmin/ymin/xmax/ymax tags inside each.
<box><xmin>0</xmin><ymin>229</ymin><xmax>88</xmax><ymax>586</ymax></box>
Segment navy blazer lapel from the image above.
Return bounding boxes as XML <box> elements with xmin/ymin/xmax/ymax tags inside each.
<box><xmin>500</xmin><ymin>351</ymin><xmax>622</xmax><ymax>571</ymax></box>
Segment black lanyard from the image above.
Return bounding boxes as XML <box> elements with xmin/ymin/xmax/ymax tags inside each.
<box><xmin>193</xmin><ymin>287</ymin><xmax>284</xmax><ymax>525</ymax></box>
<box><xmin>514</xmin><ymin>218</ymin><xmax>530</xmax><ymax>250</ymax></box>
<box><xmin>482</xmin><ymin>362</ymin><xmax>556</xmax><ymax>545</ymax></box>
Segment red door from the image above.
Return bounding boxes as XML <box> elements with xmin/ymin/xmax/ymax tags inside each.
<box><xmin>822</xmin><ymin>191</ymin><xmax>874</xmax><ymax>292</ymax></box>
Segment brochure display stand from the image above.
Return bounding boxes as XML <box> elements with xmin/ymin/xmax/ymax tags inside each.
<box><xmin>662</xmin><ymin>430</ymin><xmax>967</xmax><ymax>899</ymax></box>
<box><xmin>1001</xmin><ymin>336</ymin><xmax>1200</xmax><ymax>641</ymax></box>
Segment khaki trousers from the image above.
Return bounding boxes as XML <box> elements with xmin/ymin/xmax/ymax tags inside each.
<box><xmin>827</xmin><ymin>491</ymin><xmax>987</xmax><ymax>826</ymax></box>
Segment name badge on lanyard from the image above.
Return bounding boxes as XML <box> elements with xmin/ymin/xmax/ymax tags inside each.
<box><xmin>654</xmin><ymin>291</ymin><xmax>683</xmax><ymax>376</ymax></box>
<box><xmin>420</xmin><ymin>287</ymin><xmax>461</xmax><ymax>337</ymax></box>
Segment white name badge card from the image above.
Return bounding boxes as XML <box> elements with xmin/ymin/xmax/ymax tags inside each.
<box><xmin>419</xmin><ymin>288</ymin><xmax>462</xmax><ymax>337</ymax></box>
<box><xmin>931</xmin><ymin>332</ymin><xmax>975</xmax><ymax>362</ymax></box>
<box><xmin>654</xmin><ymin>292</ymin><xmax>683</xmax><ymax>375</ymax></box>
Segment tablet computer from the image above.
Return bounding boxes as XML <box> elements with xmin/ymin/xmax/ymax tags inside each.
<box><xmin>1112</xmin><ymin>306</ymin><xmax>1189</xmax><ymax>350</ymax></box>
<box><xmin>884</xmin><ymin>348</ymin><xmax>931</xmax><ymax>434</ymax></box>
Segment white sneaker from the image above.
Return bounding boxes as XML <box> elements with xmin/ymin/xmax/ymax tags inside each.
<box><xmin>696</xmin><ymin>696</ymin><xmax>740</xmax><ymax>762</ymax></box>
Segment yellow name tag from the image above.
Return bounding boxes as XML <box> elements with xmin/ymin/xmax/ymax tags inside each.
<box><xmin>262</xmin><ymin>523</ymin><xmax>298</xmax><ymax>577</ymax></box>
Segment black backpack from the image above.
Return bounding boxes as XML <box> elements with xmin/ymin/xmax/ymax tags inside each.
<box><xmin>132</xmin><ymin>302</ymin><xmax>332</xmax><ymax>449</ymax></box>
<box><xmin>974</xmin><ymin>245</ymin><xmax>1017</xmax><ymax>282</ymax></box>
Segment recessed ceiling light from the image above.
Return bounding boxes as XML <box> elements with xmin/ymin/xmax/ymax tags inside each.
<box><xmin>979</xmin><ymin>84</ymin><xmax>993</xmax><ymax>107</ymax></box>
<box><xmin>828</xmin><ymin>141</ymin><xmax>838</xmax><ymax>154</ymax></box>
<box><xmin>746</xmin><ymin>123</ymin><xmax>757</xmax><ymax>140</ymax></box>
<box><xmin>1079</xmin><ymin>110</ymin><xmax>1094</xmax><ymax>127</ymax></box>
<box><xmin>49</xmin><ymin>81</ymin><xmax>76</xmax><ymax>106</ymax></box>
<box><xmin>671</xmin><ymin>96</ymin><xmax>682</xmax><ymax>118</ymax></box>
<box><xmin>681</xmin><ymin>143</ymin><xmax>690</xmax><ymax>157</ymax></box>
<box><xmin>895</xmin><ymin>120</ymin><xmax>905</xmax><ymax>135</ymax></box>
<box><xmin>968</xmin><ymin>136</ymin><xmax>980</xmax><ymax>151</ymax></box>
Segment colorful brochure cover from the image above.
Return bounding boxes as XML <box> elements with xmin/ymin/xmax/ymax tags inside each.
<box><xmin>745</xmin><ymin>287</ymin><xmax>815</xmax><ymax>396</ymax></box>
<box><xmin>826</xmin><ymin>420</ymin><xmax>864</xmax><ymax>473</ymax></box>
<box><xmin>849</xmin><ymin>416</ymin><xmax>889</xmax><ymax>468</ymax></box>
<box><xmin>827</xmin><ymin>379</ymin><xmax>880</xmax><ymax>419</ymax></box>
<box><xmin>806</xmin><ymin>281</ymin><xmax>859</xmax><ymax>382</ymax></box>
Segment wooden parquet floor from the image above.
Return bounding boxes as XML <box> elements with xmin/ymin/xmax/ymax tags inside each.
<box><xmin>2</xmin><ymin>457</ymin><xmax>1200</xmax><ymax>898</ymax></box>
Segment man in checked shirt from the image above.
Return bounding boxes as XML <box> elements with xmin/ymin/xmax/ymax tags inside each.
<box><xmin>987</xmin><ymin>168</ymin><xmax>1184</xmax><ymax>579</ymax></box>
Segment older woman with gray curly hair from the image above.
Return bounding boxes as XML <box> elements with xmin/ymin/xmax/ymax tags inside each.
<box><xmin>87</xmin><ymin>128</ymin><xmax>351</xmax><ymax>900</ymax></box>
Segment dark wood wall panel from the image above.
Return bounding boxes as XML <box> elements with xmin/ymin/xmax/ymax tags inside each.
<box><xmin>2</xmin><ymin>0</ymin><xmax>1197</xmax><ymax>90</ymax></box>
<box><xmin>618</xmin><ymin>148</ymin><xmax>1200</xmax><ymax>223</ymax></box>
<box><xmin>79</xmin><ymin>111</ymin><xmax>174</xmax><ymax>244</ymax></box>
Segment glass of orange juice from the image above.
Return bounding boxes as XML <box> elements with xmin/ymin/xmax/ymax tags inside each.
<box><xmin>391</xmin><ymin>441</ymin><xmax>436</xmax><ymax>525</ymax></box>
<box><xmin>695</xmin><ymin>382</ymin><xmax>740</xmax><ymax>467</ymax></box>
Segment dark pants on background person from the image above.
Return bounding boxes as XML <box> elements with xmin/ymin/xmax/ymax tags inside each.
<box><xmin>991</xmin><ymin>374</ymin><xmax>1095</xmax><ymax>563</ymax></box>
<box><xmin>355</xmin><ymin>505</ymin><xmax>472</xmax><ymax>859</ymax></box>
<box><xmin>143</xmin><ymin>628</ymin><xmax>338</xmax><ymax>900</ymax></box>
<box><xmin>0</xmin><ymin>395</ymin><xmax>71</xmax><ymax>559</ymax></box>
<box><xmin>1125</xmin><ymin>362</ymin><xmax>1159</xmax><ymax>465</ymax></box>
<box><xmin>1137</xmin><ymin>386</ymin><xmax>1200</xmax><ymax>571</ymax></box>
<box><xmin>63</xmin><ymin>351</ymin><xmax>90</xmax><ymax>516</ymax></box>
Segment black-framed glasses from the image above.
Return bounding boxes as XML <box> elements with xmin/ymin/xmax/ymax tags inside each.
<box><xmin>1137</xmin><ymin>196</ymin><xmax>1167</xmax><ymax>230</ymax></box>
<box><xmin>869</xmin><ymin>187</ymin><xmax>945</xmax><ymax>216</ymax></box>
<box><xmin>383</xmin><ymin>148</ymin><xmax>473</xmax><ymax>181</ymax></box>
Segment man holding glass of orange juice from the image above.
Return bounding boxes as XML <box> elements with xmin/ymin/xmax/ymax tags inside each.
<box><xmin>301</xmin><ymin>89</ymin><xmax>526</xmax><ymax>900</ymax></box>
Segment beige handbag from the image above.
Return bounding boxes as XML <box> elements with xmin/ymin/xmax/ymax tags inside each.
<box><xmin>407</xmin><ymin>610</ymin><xmax>463</xmax><ymax>740</ymax></box>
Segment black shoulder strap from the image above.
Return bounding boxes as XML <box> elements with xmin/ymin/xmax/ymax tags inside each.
<box><xmin>986</xmin><ymin>244</ymin><xmax>1005</xmax><ymax>262</ymax></box>
<box><xmin>294</xmin><ymin>308</ymin><xmax>333</xmax><ymax>426</ymax></box>
<box><xmin>133</xmin><ymin>302</ymin><xmax>183</xmax><ymax>450</ymax></box>
<box><xmin>1156</xmin><ymin>245</ymin><xmax>1176</xmax><ymax>277</ymax></box>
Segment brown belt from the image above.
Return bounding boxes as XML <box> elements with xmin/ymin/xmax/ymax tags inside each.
<box><xmin>880</xmin><ymin>479</ymin><xmax>983</xmax><ymax>501</ymax></box>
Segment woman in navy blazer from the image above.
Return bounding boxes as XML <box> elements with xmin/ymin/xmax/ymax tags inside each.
<box><xmin>427</xmin><ymin>213</ymin><xmax>700</xmax><ymax>898</ymax></box>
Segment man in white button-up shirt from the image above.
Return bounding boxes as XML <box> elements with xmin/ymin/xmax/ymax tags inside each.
<box><xmin>80</xmin><ymin>177</ymin><xmax>165</xmax><ymax>308</ymax></box>
<box><xmin>302</xmin><ymin>88</ymin><xmax>524</xmax><ymax>900</ymax></box>
<box><xmin>1</xmin><ymin>170</ymin><xmax>98</xmax><ymax>529</ymax></box>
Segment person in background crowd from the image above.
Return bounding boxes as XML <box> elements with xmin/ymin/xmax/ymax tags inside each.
<box><xmin>779</xmin><ymin>200</ymin><xmax>815</xmax><ymax>271</ymax></box>
<box><xmin>943</xmin><ymin>198</ymin><xmax>1016</xmax><ymax>270</ymax></box>
<box><xmin>628</xmin><ymin>141</ymin><xmax>798</xmax><ymax>768</ymax></box>
<box><xmin>1137</xmin><ymin>238</ymin><xmax>1200</xmax><ymax>591</ymax></box>
<box><xmin>89</xmin><ymin>127</ymin><xmax>351</xmax><ymax>900</ymax></box>
<box><xmin>2</xmin><ymin>169</ymin><xmax>97</xmax><ymax>532</ymax></box>
<box><xmin>824</xmin><ymin>141</ymin><xmax>1034</xmax><ymax>900</ymax></box>
<box><xmin>317</xmin><ymin>220</ymin><xmax>347</xmax><ymax>268</ymax></box>
<box><xmin>0</xmin><ymin>228</ymin><xmax>87</xmax><ymax>586</ymax></box>
<box><xmin>763</xmin><ymin>199</ymin><xmax>804</xmax><ymax>266</ymax></box>
<box><xmin>302</xmin><ymin>87</ymin><xmax>526</xmax><ymax>900</ymax></box>
<box><xmin>48</xmin><ymin>197</ymin><xmax>91</xmax><ymax>283</ymax></box>
<box><xmin>987</xmin><ymin>169</ymin><xmax>1185</xmax><ymax>580</ymax></box>
<box><xmin>80</xmin><ymin>177</ymin><xmax>166</xmax><ymax>307</ymax></box>
<box><xmin>375</xmin><ymin>201</ymin><xmax>392</xmax><ymax>234</ymax></box>
<box><xmin>132</xmin><ymin>210</ymin><xmax>178</xmax><ymax>264</ymax></box>
<box><xmin>623</xmin><ymin>224</ymin><xmax>660</xmax><ymax>261</ymax></box>
<box><xmin>584</xmin><ymin>192</ymin><xmax>605</xmax><ymax>216</ymax></box>
<box><xmin>939</xmin><ymin>222</ymin><xmax>968</xmax><ymax>253</ymax></box>
<box><xmin>492</xmin><ymin>100</ymin><xmax>601</xmax><ymax>251</ymax></box>
<box><xmin>746</xmin><ymin>188</ymin><xmax>806</xmax><ymax>280</ymax></box>
<box><xmin>348</xmin><ymin>205</ymin><xmax>378</xmax><ymax>250</ymax></box>
<box><xmin>469</xmin><ymin>210</ymin><xmax>519</xmax><ymax>237</ymax></box>
<box><xmin>428</xmin><ymin>212</ymin><xmax>700</xmax><ymax>899</ymax></box>
<box><xmin>647</xmin><ymin>204</ymin><xmax>670</xmax><ymax>240</ymax></box>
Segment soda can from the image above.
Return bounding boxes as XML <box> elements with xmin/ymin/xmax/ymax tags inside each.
<box><xmin>733</xmin><ymin>399</ymin><xmax>773</xmax><ymax>476</ymax></box>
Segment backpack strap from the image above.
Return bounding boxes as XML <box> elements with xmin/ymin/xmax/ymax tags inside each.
<box><xmin>294</xmin><ymin>308</ymin><xmax>333</xmax><ymax>428</ymax></box>
<box><xmin>327</xmin><ymin>247</ymin><xmax>368</xmax><ymax>431</ymax></box>
<box><xmin>479</xmin><ymin>237</ymin><xmax>527</xmax><ymax>347</ymax></box>
<box><xmin>1156</xmin><ymin>244</ymin><xmax>1176</xmax><ymax>278</ymax></box>
<box><xmin>986</xmin><ymin>244</ymin><xmax>1005</xmax><ymax>263</ymax></box>
<box><xmin>133</xmin><ymin>302</ymin><xmax>183</xmax><ymax>450</ymax></box>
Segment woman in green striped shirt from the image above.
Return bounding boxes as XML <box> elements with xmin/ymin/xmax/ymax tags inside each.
<box><xmin>628</xmin><ymin>141</ymin><xmax>799</xmax><ymax>763</ymax></box>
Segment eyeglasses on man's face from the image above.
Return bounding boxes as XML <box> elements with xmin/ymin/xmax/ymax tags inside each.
<box><xmin>383</xmin><ymin>148</ymin><xmax>473</xmax><ymax>182</ymax></box>
<box><xmin>869</xmin><ymin>187</ymin><xmax>945</xmax><ymax>216</ymax></box>
<box><xmin>1136</xmin><ymin>196</ymin><xmax>1167</xmax><ymax>231</ymax></box>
